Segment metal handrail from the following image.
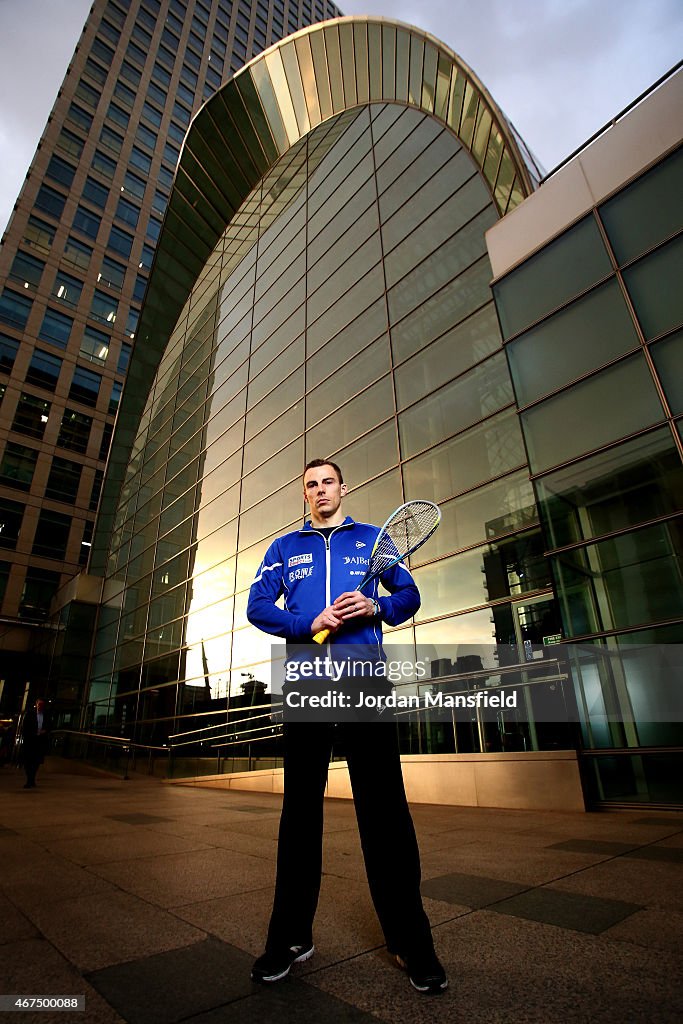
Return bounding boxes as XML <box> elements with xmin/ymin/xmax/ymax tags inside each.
<box><xmin>171</xmin><ymin>711</ymin><xmax>283</xmax><ymax>749</ymax></box>
<box><xmin>54</xmin><ymin>728</ymin><xmax>168</xmax><ymax>752</ymax></box>
<box><xmin>168</xmin><ymin>702</ymin><xmax>282</xmax><ymax>742</ymax></box>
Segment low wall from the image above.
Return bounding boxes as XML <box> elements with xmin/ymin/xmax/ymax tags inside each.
<box><xmin>168</xmin><ymin>749</ymin><xmax>585</xmax><ymax>812</ymax></box>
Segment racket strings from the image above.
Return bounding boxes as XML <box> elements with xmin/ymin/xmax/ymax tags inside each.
<box><xmin>370</xmin><ymin>501</ymin><xmax>441</xmax><ymax>575</ymax></box>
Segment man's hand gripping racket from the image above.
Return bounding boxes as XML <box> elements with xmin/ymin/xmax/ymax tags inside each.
<box><xmin>312</xmin><ymin>499</ymin><xmax>442</xmax><ymax>644</ymax></box>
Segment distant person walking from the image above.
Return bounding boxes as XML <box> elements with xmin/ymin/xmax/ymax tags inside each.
<box><xmin>21</xmin><ymin>699</ymin><xmax>51</xmax><ymax>789</ymax></box>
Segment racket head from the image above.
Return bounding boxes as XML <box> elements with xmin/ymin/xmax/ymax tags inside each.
<box><xmin>358</xmin><ymin>499</ymin><xmax>441</xmax><ymax>591</ymax></box>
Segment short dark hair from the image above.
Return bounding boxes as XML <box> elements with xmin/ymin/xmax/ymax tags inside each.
<box><xmin>303</xmin><ymin>458</ymin><xmax>344</xmax><ymax>485</ymax></box>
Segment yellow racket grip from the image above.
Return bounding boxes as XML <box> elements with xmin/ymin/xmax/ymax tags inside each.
<box><xmin>312</xmin><ymin>628</ymin><xmax>331</xmax><ymax>644</ymax></box>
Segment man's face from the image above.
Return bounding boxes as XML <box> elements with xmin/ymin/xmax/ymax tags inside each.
<box><xmin>303</xmin><ymin>465</ymin><xmax>347</xmax><ymax>519</ymax></box>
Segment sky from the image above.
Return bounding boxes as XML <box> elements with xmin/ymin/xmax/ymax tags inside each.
<box><xmin>1</xmin><ymin>0</ymin><xmax>681</xmax><ymax>235</ymax></box>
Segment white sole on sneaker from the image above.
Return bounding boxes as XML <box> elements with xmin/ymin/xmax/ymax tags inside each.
<box><xmin>395</xmin><ymin>954</ymin><xmax>448</xmax><ymax>994</ymax></box>
<box><xmin>252</xmin><ymin>944</ymin><xmax>315</xmax><ymax>984</ymax></box>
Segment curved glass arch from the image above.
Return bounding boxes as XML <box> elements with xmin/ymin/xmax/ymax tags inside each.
<box><xmin>92</xmin><ymin>18</ymin><xmax>538</xmax><ymax>573</ymax></box>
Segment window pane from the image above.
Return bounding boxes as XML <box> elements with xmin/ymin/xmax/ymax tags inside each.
<box><xmin>521</xmin><ymin>354</ymin><xmax>665</xmax><ymax>474</ymax></box>
<box><xmin>506</xmin><ymin>279</ymin><xmax>641</xmax><ymax>406</ymax></box>
<box><xmin>35</xmin><ymin>184</ymin><xmax>67</xmax><ymax>220</ymax></box>
<box><xmin>64</xmin><ymin>236</ymin><xmax>92</xmax><ymax>270</ymax></box>
<box><xmin>11</xmin><ymin>393</ymin><xmax>51</xmax><ymax>440</ymax></box>
<box><xmin>425</xmin><ymin>471</ymin><xmax>539</xmax><ymax>561</ymax></box>
<box><xmin>552</xmin><ymin>519</ymin><xmax>683</xmax><ymax>636</ymax></box>
<box><xmin>38</xmin><ymin>308</ymin><xmax>73</xmax><ymax>348</ymax></box>
<box><xmin>73</xmin><ymin>205</ymin><xmax>101</xmax><ymax>240</ymax></box>
<box><xmin>26</xmin><ymin>349</ymin><xmax>62</xmax><ymax>391</ymax></box>
<box><xmin>83</xmin><ymin>176</ymin><xmax>109</xmax><ymax>208</ymax></box>
<box><xmin>108</xmin><ymin>225</ymin><xmax>134</xmax><ymax>256</ymax></box>
<box><xmin>343</xmin><ymin>469</ymin><xmax>404</xmax><ymax>529</ymax></box>
<box><xmin>109</xmin><ymin>380</ymin><xmax>122</xmax><ymax>414</ymax></box>
<box><xmin>0</xmin><ymin>334</ymin><xmax>20</xmax><ymax>372</ymax></box>
<box><xmin>306</xmin><ymin>336</ymin><xmax>390</xmax><ymax>427</ymax></box>
<box><xmin>98</xmin><ymin>256</ymin><xmax>126</xmax><ymax>291</ymax></box>
<box><xmin>0</xmin><ymin>289</ymin><xmax>32</xmax><ymax>330</ymax></box>
<box><xmin>0</xmin><ymin>442</ymin><xmax>39</xmax><ymax>490</ymax></box>
<box><xmin>623</xmin><ymin>234</ymin><xmax>683</xmax><ymax>341</ymax></box>
<box><xmin>52</xmin><ymin>271</ymin><xmax>83</xmax><ymax>308</ymax></box>
<box><xmin>90</xmin><ymin>290</ymin><xmax>118</xmax><ymax>325</ymax></box>
<box><xmin>390</xmin><ymin>258</ymin><xmax>493</xmax><ymax>363</ymax></box>
<box><xmin>81</xmin><ymin>326</ymin><xmax>110</xmax><ymax>364</ymax></box>
<box><xmin>9</xmin><ymin>251</ymin><xmax>44</xmax><ymax>290</ymax></box>
<box><xmin>0</xmin><ymin>497</ymin><xmax>24</xmax><ymax>549</ymax></box>
<box><xmin>650</xmin><ymin>330</ymin><xmax>683</xmax><ymax>415</ymax></box>
<box><xmin>46</xmin><ymin>456</ymin><xmax>83</xmax><ymax>503</ymax></box>
<box><xmin>535</xmin><ymin>427</ymin><xmax>683</xmax><ymax>549</ymax></box>
<box><xmin>493</xmin><ymin>216</ymin><xmax>613</xmax><ymax>340</ymax></box>
<box><xmin>306</xmin><ymin>375</ymin><xmax>393</xmax><ymax>457</ymax></box>
<box><xmin>92</xmin><ymin>149</ymin><xmax>117</xmax><ymax>178</ymax></box>
<box><xmin>399</xmin><ymin>351</ymin><xmax>513</xmax><ymax>458</ymax></box>
<box><xmin>413</xmin><ymin>529</ymin><xmax>551</xmax><ymax>620</ymax></box>
<box><xmin>23</xmin><ymin>216</ymin><xmax>56</xmax><ymax>255</ymax></box>
<box><xmin>332</xmin><ymin>420</ymin><xmax>399</xmax><ymax>487</ymax></box>
<box><xmin>46</xmin><ymin>155</ymin><xmax>76</xmax><ymax>188</ymax></box>
<box><xmin>599</xmin><ymin>146</ymin><xmax>683</xmax><ymax>265</ymax></box>
<box><xmin>67</xmin><ymin>103</ymin><xmax>93</xmax><ymax>132</ymax></box>
<box><xmin>403</xmin><ymin>408</ymin><xmax>526</xmax><ymax>503</ymax></box>
<box><xmin>19</xmin><ymin>568</ymin><xmax>61</xmax><ymax>620</ymax></box>
<box><xmin>58</xmin><ymin>409</ymin><xmax>92</xmax><ymax>454</ymax></box>
<box><xmin>123</xmin><ymin>170</ymin><xmax>146</xmax><ymax>200</ymax></box>
<box><xmin>70</xmin><ymin>366</ymin><xmax>102</xmax><ymax>407</ymax></box>
<box><xmin>32</xmin><ymin>509</ymin><xmax>71</xmax><ymax>559</ymax></box>
<box><xmin>394</xmin><ymin>304</ymin><xmax>501</xmax><ymax>409</ymax></box>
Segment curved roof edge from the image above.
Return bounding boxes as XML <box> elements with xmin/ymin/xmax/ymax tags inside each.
<box><xmin>90</xmin><ymin>16</ymin><xmax>538</xmax><ymax>573</ymax></box>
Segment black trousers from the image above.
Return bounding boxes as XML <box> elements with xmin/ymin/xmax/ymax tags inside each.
<box><xmin>266</xmin><ymin>720</ymin><xmax>433</xmax><ymax>956</ymax></box>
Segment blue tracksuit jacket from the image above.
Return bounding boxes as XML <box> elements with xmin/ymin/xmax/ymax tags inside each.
<box><xmin>247</xmin><ymin>516</ymin><xmax>420</xmax><ymax>649</ymax></box>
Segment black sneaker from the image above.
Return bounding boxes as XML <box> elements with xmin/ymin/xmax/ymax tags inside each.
<box><xmin>251</xmin><ymin>944</ymin><xmax>314</xmax><ymax>983</ymax></box>
<box><xmin>394</xmin><ymin>949</ymin><xmax>448</xmax><ymax>994</ymax></box>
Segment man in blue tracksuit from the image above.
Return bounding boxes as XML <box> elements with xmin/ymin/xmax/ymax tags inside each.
<box><xmin>247</xmin><ymin>458</ymin><xmax>447</xmax><ymax>994</ymax></box>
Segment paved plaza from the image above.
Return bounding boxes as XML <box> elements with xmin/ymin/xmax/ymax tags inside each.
<box><xmin>1</xmin><ymin>759</ymin><xmax>682</xmax><ymax>1023</ymax></box>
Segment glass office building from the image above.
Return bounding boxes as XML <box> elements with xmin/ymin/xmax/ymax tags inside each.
<box><xmin>488</xmin><ymin>70</ymin><xmax>683</xmax><ymax>805</ymax></box>
<box><xmin>84</xmin><ymin>18</ymin><xmax>569</xmax><ymax>785</ymax></box>
<box><xmin>0</xmin><ymin>0</ymin><xmax>341</xmax><ymax>710</ymax></box>
<box><xmin>12</xmin><ymin>8</ymin><xmax>679</xmax><ymax>807</ymax></box>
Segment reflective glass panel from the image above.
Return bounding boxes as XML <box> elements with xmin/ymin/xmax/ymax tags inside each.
<box><xmin>650</xmin><ymin>330</ymin><xmax>683</xmax><ymax>414</ymax></box>
<box><xmin>403</xmin><ymin>408</ymin><xmax>526</xmax><ymax>503</ymax></box>
<box><xmin>552</xmin><ymin>518</ymin><xmax>683</xmax><ymax>636</ymax></box>
<box><xmin>534</xmin><ymin>427</ymin><xmax>683</xmax><ymax>549</ymax></box>
<box><xmin>399</xmin><ymin>351</ymin><xmax>513</xmax><ymax>458</ymax></box>
<box><xmin>521</xmin><ymin>354</ymin><xmax>665</xmax><ymax>474</ymax></box>
<box><xmin>599</xmin><ymin>146</ymin><xmax>683</xmax><ymax>265</ymax></box>
<box><xmin>506</xmin><ymin>279</ymin><xmax>640</xmax><ymax>407</ymax></box>
<box><xmin>623</xmin><ymin>234</ymin><xmax>683</xmax><ymax>341</ymax></box>
<box><xmin>493</xmin><ymin>216</ymin><xmax>613</xmax><ymax>340</ymax></box>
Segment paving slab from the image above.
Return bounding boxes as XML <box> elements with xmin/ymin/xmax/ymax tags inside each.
<box><xmin>86</xmin><ymin>936</ymin><xmax>252</xmax><ymax>1024</ymax></box>
<box><xmin>308</xmin><ymin>911</ymin><xmax>683</xmax><ymax>1024</ymax></box>
<box><xmin>2</xmin><ymin>763</ymin><xmax>682</xmax><ymax>1024</ymax></box>
<box><xmin>26</xmin><ymin>889</ymin><xmax>206</xmax><ymax>972</ymax></box>
<box><xmin>88</xmin><ymin>845</ymin><xmax>276</xmax><ymax>909</ymax></box>
<box><xmin>421</xmin><ymin>870</ymin><xmax>529</xmax><ymax>908</ymax></box>
<box><xmin>491</xmin><ymin>886</ymin><xmax>641</xmax><ymax>933</ymax></box>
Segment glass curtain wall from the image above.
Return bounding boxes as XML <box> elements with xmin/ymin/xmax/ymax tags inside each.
<box><xmin>87</xmin><ymin>103</ymin><xmax>559</xmax><ymax>762</ymax></box>
<box><xmin>494</xmin><ymin>144</ymin><xmax>683</xmax><ymax>804</ymax></box>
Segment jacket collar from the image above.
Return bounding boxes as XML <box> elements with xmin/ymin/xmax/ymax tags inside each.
<box><xmin>300</xmin><ymin>515</ymin><xmax>355</xmax><ymax>533</ymax></box>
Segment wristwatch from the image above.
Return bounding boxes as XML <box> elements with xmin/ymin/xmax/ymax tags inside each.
<box><xmin>371</xmin><ymin>599</ymin><xmax>381</xmax><ymax>618</ymax></box>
